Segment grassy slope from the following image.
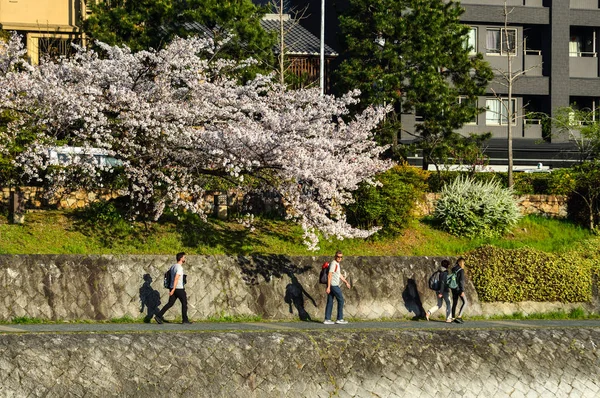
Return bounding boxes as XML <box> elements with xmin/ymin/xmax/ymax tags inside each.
<box><xmin>0</xmin><ymin>211</ymin><xmax>593</xmax><ymax>256</ymax></box>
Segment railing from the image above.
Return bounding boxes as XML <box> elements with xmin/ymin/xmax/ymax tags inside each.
<box><xmin>525</xmin><ymin>49</ymin><xmax>542</xmax><ymax>56</ymax></box>
<box><xmin>569</xmin><ymin>51</ymin><xmax>598</xmax><ymax>57</ymax></box>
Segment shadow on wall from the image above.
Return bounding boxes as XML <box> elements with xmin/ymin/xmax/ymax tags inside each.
<box><xmin>402</xmin><ymin>278</ymin><xmax>425</xmax><ymax>320</ymax></box>
<box><xmin>237</xmin><ymin>254</ymin><xmax>317</xmax><ymax>321</ymax></box>
<box><xmin>139</xmin><ymin>274</ymin><xmax>161</xmax><ymax>323</ymax></box>
<box><xmin>284</xmin><ymin>273</ymin><xmax>317</xmax><ymax>321</ymax></box>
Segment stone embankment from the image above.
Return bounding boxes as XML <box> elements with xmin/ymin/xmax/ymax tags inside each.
<box><xmin>1</xmin><ymin>327</ymin><xmax>599</xmax><ymax>397</ymax></box>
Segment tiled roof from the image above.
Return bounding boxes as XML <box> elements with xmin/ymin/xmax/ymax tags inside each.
<box><xmin>173</xmin><ymin>18</ymin><xmax>338</xmax><ymax>57</ymax></box>
<box><xmin>260</xmin><ymin>18</ymin><xmax>338</xmax><ymax>57</ymax></box>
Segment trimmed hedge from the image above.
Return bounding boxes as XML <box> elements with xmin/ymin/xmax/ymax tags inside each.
<box><xmin>465</xmin><ymin>245</ymin><xmax>594</xmax><ymax>303</ymax></box>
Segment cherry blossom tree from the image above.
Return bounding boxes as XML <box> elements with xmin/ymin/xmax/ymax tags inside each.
<box><xmin>0</xmin><ymin>35</ymin><xmax>392</xmax><ymax>249</ymax></box>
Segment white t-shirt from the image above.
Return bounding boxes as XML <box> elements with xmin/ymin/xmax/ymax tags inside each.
<box><xmin>171</xmin><ymin>263</ymin><xmax>184</xmax><ymax>289</ymax></box>
<box><xmin>328</xmin><ymin>260</ymin><xmax>341</xmax><ymax>287</ymax></box>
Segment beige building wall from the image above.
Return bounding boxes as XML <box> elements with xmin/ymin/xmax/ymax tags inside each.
<box><xmin>0</xmin><ymin>0</ymin><xmax>88</xmax><ymax>63</ymax></box>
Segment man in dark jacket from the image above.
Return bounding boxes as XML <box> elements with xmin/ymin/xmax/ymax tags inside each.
<box><xmin>425</xmin><ymin>260</ymin><xmax>452</xmax><ymax>322</ymax></box>
<box><xmin>450</xmin><ymin>257</ymin><xmax>467</xmax><ymax>323</ymax></box>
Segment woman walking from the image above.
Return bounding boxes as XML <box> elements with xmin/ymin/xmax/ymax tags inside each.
<box><xmin>450</xmin><ymin>257</ymin><xmax>468</xmax><ymax>323</ymax></box>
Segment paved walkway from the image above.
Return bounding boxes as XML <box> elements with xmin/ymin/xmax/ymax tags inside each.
<box><xmin>2</xmin><ymin>318</ymin><xmax>600</xmax><ymax>334</ymax></box>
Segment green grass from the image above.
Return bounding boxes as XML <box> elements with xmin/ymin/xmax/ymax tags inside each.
<box><xmin>9</xmin><ymin>316</ymin><xmax>44</xmax><ymax>324</ymax></box>
<box><xmin>0</xmin><ymin>211</ymin><xmax>594</xmax><ymax>256</ymax></box>
<box><xmin>479</xmin><ymin>307</ymin><xmax>600</xmax><ymax>321</ymax></box>
<box><xmin>204</xmin><ymin>312</ymin><xmax>263</xmax><ymax>323</ymax></box>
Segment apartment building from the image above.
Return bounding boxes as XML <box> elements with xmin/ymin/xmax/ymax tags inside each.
<box><xmin>443</xmin><ymin>0</ymin><xmax>600</xmax><ymax>167</ymax></box>
<box><xmin>0</xmin><ymin>0</ymin><xmax>86</xmax><ymax>64</ymax></box>
<box><xmin>292</xmin><ymin>0</ymin><xmax>600</xmax><ymax>167</ymax></box>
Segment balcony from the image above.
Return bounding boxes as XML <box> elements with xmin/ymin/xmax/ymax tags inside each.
<box><xmin>571</xmin><ymin>0</ymin><xmax>599</xmax><ymax>9</ymax></box>
<box><xmin>524</xmin><ymin>50</ymin><xmax>543</xmax><ymax>76</ymax></box>
<box><xmin>570</xmin><ymin>53</ymin><xmax>598</xmax><ymax>78</ymax></box>
<box><xmin>523</xmin><ymin>119</ymin><xmax>543</xmax><ymax>139</ymax></box>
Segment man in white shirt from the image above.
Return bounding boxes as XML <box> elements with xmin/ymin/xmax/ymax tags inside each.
<box><xmin>156</xmin><ymin>252</ymin><xmax>190</xmax><ymax>324</ymax></box>
<box><xmin>323</xmin><ymin>251</ymin><xmax>351</xmax><ymax>325</ymax></box>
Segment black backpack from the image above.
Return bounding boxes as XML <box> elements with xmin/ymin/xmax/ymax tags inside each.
<box><xmin>428</xmin><ymin>270</ymin><xmax>442</xmax><ymax>291</ymax></box>
<box><xmin>318</xmin><ymin>262</ymin><xmax>330</xmax><ymax>284</ymax></box>
<box><xmin>163</xmin><ymin>267</ymin><xmax>173</xmax><ymax>289</ymax></box>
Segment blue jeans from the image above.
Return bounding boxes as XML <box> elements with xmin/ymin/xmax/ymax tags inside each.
<box><xmin>325</xmin><ymin>286</ymin><xmax>344</xmax><ymax>321</ymax></box>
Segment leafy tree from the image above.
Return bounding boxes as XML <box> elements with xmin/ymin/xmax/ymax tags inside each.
<box><xmin>0</xmin><ymin>36</ymin><xmax>392</xmax><ymax>250</ymax></box>
<box><xmin>565</xmin><ymin>161</ymin><xmax>600</xmax><ymax>231</ymax></box>
<box><xmin>83</xmin><ymin>0</ymin><xmax>275</xmax><ymax>64</ymax></box>
<box><xmin>552</xmin><ymin>106</ymin><xmax>600</xmax><ymax>163</ymax></box>
<box><xmin>335</xmin><ymin>0</ymin><xmax>492</xmax><ymax>166</ymax></box>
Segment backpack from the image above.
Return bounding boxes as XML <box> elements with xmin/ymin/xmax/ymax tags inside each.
<box><xmin>318</xmin><ymin>262</ymin><xmax>330</xmax><ymax>284</ymax></box>
<box><xmin>163</xmin><ymin>266</ymin><xmax>173</xmax><ymax>289</ymax></box>
<box><xmin>447</xmin><ymin>271</ymin><xmax>459</xmax><ymax>290</ymax></box>
<box><xmin>318</xmin><ymin>262</ymin><xmax>338</xmax><ymax>284</ymax></box>
<box><xmin>428</xmin><ymin>270</ymin><xmax>442</xmax><ymax>291</ymax></box>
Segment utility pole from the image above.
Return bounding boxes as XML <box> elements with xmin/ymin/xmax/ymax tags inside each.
<box><xmin>320</xmin><ymin>0</ymin><xmax>325</xmax><ymax>96</ymax></box>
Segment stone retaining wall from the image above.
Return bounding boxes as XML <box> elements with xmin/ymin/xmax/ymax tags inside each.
<box><xmin>1</xmin><ymin>187</ymin><xmax>568</xmax><ymax>218</ymax></box>
<box><xmin>0</xmin><ymin>255</ymin><xmax>595</xmax><ymax>322</ymax></box>
<box><xmin>417</xmin><ymin>193</ymin><xmax>568</xmax><ymax>218</ymax></box>
<box><xmin>1</xmin><ymin>328</ymin><xmax>599</xmax><ymax>397</ymax></box>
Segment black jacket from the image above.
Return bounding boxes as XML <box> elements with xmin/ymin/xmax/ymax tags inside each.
<box><xmin>437</xmin><ymin>267</ymin><xmax>449</xmax><ymax>294</ymax></box>
<box><xmin>450</xmin><ymin>265</ymin><xmax>465</xmax><ymax>294</ymax></box>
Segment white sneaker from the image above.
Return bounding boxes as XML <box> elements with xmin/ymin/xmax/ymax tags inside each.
<box><xmin>323</xmin><ymin>320</ymin><xmax>335</xmax><ymax>325</ymax></box>
<box><xmin>335</xmin><ymin>319</ymin><xmax>348</xmax><ymax>324</ymax></box>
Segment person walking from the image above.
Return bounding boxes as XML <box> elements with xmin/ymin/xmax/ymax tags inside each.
<box><xmin>425</xmin><ymin>259</ymin><xmax>452</xmax><ymax>323</ymax></box>
<box><xmin>450</xmin><ymin>257</ymin><xmax>468</xmax><ymax>324</ymax></box>
<box><xmin>323</xmin><ymin>250</ymin><xmax>351</xmax><ymax>325</ymax></box>
<box><xmin>156</xmin><ymin>252</ymin><xmax>190</xmax><ymax>324</ymax></box>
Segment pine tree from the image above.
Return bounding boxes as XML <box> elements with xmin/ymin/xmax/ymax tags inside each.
<box><xmin>335</xmin><ymin>0</ymin><xmax>493</xmax><ymax>166</ymax></box>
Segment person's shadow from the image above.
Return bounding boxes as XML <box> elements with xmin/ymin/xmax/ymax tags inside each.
<box><xmin>139</xmin><ymin>274</ymin><xmax>161</xmax><ymax>323</ymax></box>
<box><xmin>284</xmin><ymin>273</ymin><xmax>317</xmax><ymax>321</ymax></box>
<box><xmin>402</xmin><ymin>278</ymin><xmax>425</xmax><ymax>320</ymax></box>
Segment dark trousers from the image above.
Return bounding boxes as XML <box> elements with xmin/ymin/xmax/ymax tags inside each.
<box><xmin>451</xmin><ymin>289</ymin><xmax>467</xmax><ymax>319</ymax></box>
<box><xmin>324</xmin><ymin>286</ymin><xmax>344</xmax><ymax>321</ymax></box>
<box><xmin>158</xmin><ymin>289</ymin><xmax>188</xmax><ymax>322</ymax></box>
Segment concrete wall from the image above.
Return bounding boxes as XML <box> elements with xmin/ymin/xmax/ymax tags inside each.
<box><xmin>1</xmin><ymin>328</ymin><xmax>599</xmax><ymax>397</ymax></box>
<box><xmin>0</xmin><ymin>255</ymin><xmax>594</xmax><ymax>323</ymax></box>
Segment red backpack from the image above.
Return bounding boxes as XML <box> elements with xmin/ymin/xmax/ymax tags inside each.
<box><xmin>318</xmin><ymin>262</ymin><xmax>338</xmax><ymax>284</ymax></box>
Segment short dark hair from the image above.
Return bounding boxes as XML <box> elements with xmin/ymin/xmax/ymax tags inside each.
<box><xmin>176</xmin><ymin>252</ymin><xmax>186</xmax><ymax>262</ymax></box>
<box><xmin>441</xmin><ymin>259</ymin><xmax>450</xmax><ymax>268</ymax></box>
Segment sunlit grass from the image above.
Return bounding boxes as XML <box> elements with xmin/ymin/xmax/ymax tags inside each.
<box><xmin>0</xmin><ymin>211</ymin><xmax>594</xmax><ymax>256</ymax></box>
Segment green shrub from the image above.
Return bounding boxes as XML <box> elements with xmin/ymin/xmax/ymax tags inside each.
<box><xmin>345</xmin><ymin>164</ymin><xmax>427</xmax><ymax>236</ymax></box>
<box><xmin>433</xmin><ymin>176</ymin><xmax>521</xmax><ymax>238</ymax></box>
<box><xmin>465</xmin><ymin>245</ymin><xmax>593</xmax><ymax>303</ymax></box>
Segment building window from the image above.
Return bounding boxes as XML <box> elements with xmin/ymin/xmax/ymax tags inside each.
<box><xmin>486</xmin><ymin>28</ymin><xmax>517</xmax><ymax>55</ymax></box>
<box><xmin>486</xmin><ymin>98</ymin><xmax>516</xmax><ymax>125</ymax></box>
<box><xmin>464</xmin><ymin>27</ymin><xmax>477</xmax><ymax>55</ymax></box>
<box><xmin>458</xmin><ymin>96</ymin><xmax>478</xmax><ymax>124</ymax></box>
<box><xmin>38</xmin><ymin>37</ymin><xmax>81</xmax><ymax>62</ymax></box>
